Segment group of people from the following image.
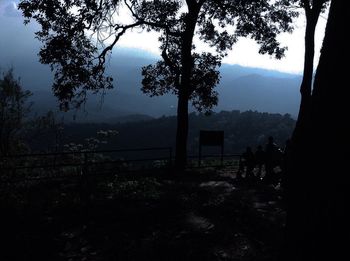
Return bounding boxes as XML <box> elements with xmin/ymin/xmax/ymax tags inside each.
<box><xmin>238</xmin><ymin>136</ymin><xmax>285</xmax><ymax>184</ymax></box>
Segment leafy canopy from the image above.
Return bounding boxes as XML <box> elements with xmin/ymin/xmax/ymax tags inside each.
<box><xmin>19</xmin><ymin>0</ymin><xmax>298</xmax><ymax>111</ymax></box>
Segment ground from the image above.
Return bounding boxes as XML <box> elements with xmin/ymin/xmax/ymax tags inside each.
<box><xmin>0</xmin><ymin>167</ymin><xmax>286</xmax><ymax>260</ymax></box>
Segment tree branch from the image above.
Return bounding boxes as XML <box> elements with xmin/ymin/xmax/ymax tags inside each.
<box><xmin>161</xmin><ymin>33</ymin><xmax>180</xmax><ymax>84</ymax></box>
<box><xmin>97</xmin><ymin>21</ymin><xmax>142</xmax><ymax>66</ymax></box>
<box><xmin>124</xmin><ymin>0</ymin><xmax>181</xmax><ymax>37</ymax></box>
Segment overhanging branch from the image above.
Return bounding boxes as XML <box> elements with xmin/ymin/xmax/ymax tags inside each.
<box><xmin>123</xmin><ymin>0</ymin><xmax>181</xmax><ymax>37</ymax></box>
<box><xmin>97</xmin><ymin>21</ymin><xmax>142</xmax><ymax>67</ymax></box>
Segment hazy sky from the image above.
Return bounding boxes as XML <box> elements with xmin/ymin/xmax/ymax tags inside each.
<box><xmin>1</xmin><ymin>0</ymin><xmax>327</xmax><ymax>75</ymax></box>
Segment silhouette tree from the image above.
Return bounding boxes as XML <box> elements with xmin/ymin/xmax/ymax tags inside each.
<box><xmin>286</xmin><ymin>0</ymin><xmax>348</xmax><ymax>259</ymax></box>
<box><xmin>0</xmin><ymin>69</ymin><xmax>32</xmax><ymax>156</ymax></box>
<box><xmin>19</xmin><ymin>0</ymin><xmax>297</xmax><ymax>169</ymax></box>
<box><xmin>291</xmin><ymin>0</ymin><xmax>329</xmax><ymax>143</ymax></box>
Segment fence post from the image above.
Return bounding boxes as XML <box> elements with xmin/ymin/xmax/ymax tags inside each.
<box><xmin>221</xmin><ymin>144</ymin><xmax>224</xmax><ymax>167</ymax></box>
<box><xmin>169</xmin><ymin>148</ymin><xmax>173</xmax><ymax>168</ymax></box>
<box><xmin>198</xmin><ymin>144</ymin><xmax>202</xmax><ymax>167</ymax></box>
<box><xmin>83</xmin><ymin>152</ymin><xmax>88</xmax><ymax>177</ymax></box>
<box><xmin>81</xmin><ymin>152</ymin><xmax>91</xmax><ymax>207</ymax></box>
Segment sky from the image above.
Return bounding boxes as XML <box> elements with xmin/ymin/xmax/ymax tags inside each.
<box><xmin>0</xmin><ymin>0</ymin><xmax>328</xmax><ymax>75</ymax></box>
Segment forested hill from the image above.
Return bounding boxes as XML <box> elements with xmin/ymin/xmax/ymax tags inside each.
<box><xmin>7</xmin><ymin>48</ymin><xmax>302</xmax><ymax>122</ymax></box>
<box><xmin>31</xmin><ymin>110</ymin><xmax>295</xmax><ymax>155</ymax></box>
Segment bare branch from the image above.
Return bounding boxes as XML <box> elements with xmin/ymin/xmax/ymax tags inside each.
<box><xmin>97</xmin><ymin>21</ymin><xmax>143</xmax><ymax>66</ymax></box>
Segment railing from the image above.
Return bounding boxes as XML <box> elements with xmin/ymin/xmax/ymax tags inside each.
<box><xmin>0</xmin><ymin>147</ymin><xmax>173</xmax><ymax>183</ymax></box>
<box><xmin>0</xmin><ymin>147</ymin><xmax>245</xmax><ymax>184</ymax></box>
<box><xmin>188</xmin><ymin>153</ymin><xmax>242</xmax><ymax>168</ymax></box>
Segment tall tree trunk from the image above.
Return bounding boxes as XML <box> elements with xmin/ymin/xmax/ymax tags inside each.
<box><xmin>292</xmin><ymin>9</ymin><xmax>319</xmax><ymax>144</ymax></box>
<box><xmin>175</xmin><ymin>90</ymin><xmax>189</xmax><ymax>170</ymax></box>
<box><xmin>174</xmin><ymin>4</ymin><xmax>200</xmax><ymax>170</ymax></box>
<box><xmin>286</xmin><ymin>1</ymin><xmax>349</xmax><ymax>260</ymax></box>
<box><xmin>174</xmin><ymin>42</ymin><xmax>192</xmax><ymax>170</ymax></box>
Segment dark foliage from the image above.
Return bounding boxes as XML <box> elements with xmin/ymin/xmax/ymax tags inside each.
<box><xmin>18</xmin><ymin>0</ymin><xmax>297</xmax><ymax>110</ymax></box>
<box><xmin>26</xmin><ymin>110</ymin><xmax>295</xmax><ymax>155</ymax></box>
<box><xmin>0</xmin><ymin>69</ymin><xmax>32</xmax><ymax>156</ymax></box>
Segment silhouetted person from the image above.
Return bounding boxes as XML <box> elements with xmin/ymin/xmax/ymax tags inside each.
<box><xmin>255</xmin><ymin>145</ymin><xmax>265</xmax><ymax>179</ymax></box>
<box><xmin>238</xmin><ymin>146</ymin><xmax>255</xmax><ymax>179</ymax></box>
<box><xmin>264</xmin><ymin>136</ymin><xmax>280</xmax><ymax>183</ymax></box>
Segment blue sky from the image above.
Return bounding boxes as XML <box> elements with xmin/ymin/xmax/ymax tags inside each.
<box><xmin>1</xmin><ymin>0</ymin><xmax>327</xmax><ymax>75</ymax></box>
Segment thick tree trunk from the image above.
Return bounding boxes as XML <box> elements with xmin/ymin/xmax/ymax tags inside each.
<box><xmin>174</xmin><ymin>34</ymin><xmax>192</xmax><ymax>170</ymax></box>
<box><xmin>173</xmin><ymin>4</ymin><xmax>200</xmax><ymax>170</ymax></box>
<box><xmin>174</xmin><ymin>46</ymin><xmax>192</xmax><ymax>170</ymax></box>
<box><xmin>286</xmin><ymin>1</ymin><xmax>349</xmax><ymax>260</ymax></box>
<box><xmin>174</xmin><ymin>91</ymin><xmax>189</xmax><ymax>170</ymax></box>
<box><xmin>292</xmin><ymin>10</ymin><xmax>318</xmax><ymax>144</ymax></box>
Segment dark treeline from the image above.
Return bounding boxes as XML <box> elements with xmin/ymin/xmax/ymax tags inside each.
<box><xmin>27</xmin><ymin>110</ymin><xmax>295</xmax><ymax>156</ymax></box>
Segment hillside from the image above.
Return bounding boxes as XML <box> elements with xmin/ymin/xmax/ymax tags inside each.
<box><xmin>28</xmin><ymin>110</ymin><xmax>295</xmax><ymax>155</ymax></box>
<box><xmin>5</xmin><ymin>48</ymin><xmax>301</xmax><ymax>122</ymax></box>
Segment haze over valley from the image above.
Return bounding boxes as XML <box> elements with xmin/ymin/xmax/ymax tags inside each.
<box><xmin>4</xmin><ymin>48</ymin><xmax>301</xmax><ymax>123</ymax></box>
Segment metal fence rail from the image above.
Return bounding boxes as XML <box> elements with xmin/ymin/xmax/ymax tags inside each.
<box><xmin>0</xmin><ymin>147</ymin><xmax>173</xmax><ymax>182</ymax></box>
<box><xmin>0</xmin><ymin>147</ymin><xmax>244</xmax><ymax>184</ymax></box>
<box><xmin>188</xmin><ymin>153</ymin><xmax>242</xmax><ymax>168</ymax></box>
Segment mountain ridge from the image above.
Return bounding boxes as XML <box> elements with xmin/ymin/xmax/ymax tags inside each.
<box><xmin>4</xmin><ymin>47</ymin><xmax>302</xmax><ymax>122</ymax></box>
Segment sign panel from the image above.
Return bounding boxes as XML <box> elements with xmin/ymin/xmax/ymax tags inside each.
<box><xmin>199</xmin><ymin>130</ymin><xmax>224</xmax><ymax>146</ymax></box>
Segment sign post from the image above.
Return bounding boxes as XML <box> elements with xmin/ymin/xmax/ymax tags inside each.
<box><xmin>199</xmin><ymin>130</ymin><xmax>224</xmax><ymax>167</ymax></box>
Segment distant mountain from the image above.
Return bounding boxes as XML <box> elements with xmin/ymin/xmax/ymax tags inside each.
<box><xmin>217</xmin><ymin>72</ymin><xmax>301</xmax><ymax>116</ymax></box>
<box><xmin>6</xmin><ymin>47</ymin><xmax>302</xmax><ymax>122</ymax></box>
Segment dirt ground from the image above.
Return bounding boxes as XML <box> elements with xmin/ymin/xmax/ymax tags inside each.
<box><xmin>0</xmin><ymin>167</ymin><xmax>286</xmax><ymax>261</ymax></box>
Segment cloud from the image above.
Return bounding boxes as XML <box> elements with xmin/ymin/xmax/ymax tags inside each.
<box><xmin>0</xmin><ymin>0</ymin><xmax>21</xmax><ymax>17</ymax></box>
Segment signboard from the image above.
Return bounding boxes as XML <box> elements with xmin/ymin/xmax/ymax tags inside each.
<box><xmin>200</xmin><ymin>130</ymin><xmax>224</xmax><ymax>146</ymax></box>
<box><xmin>199</xmin><ymin>130</ymin><xmax>224</xmax><ymax>166</ymax></box>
